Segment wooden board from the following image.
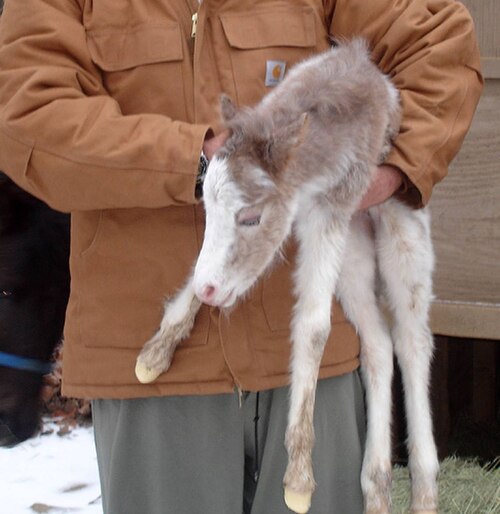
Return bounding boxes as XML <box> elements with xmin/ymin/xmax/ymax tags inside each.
<box><xmin>430</xmin><ymin>80</ymin><xmax>500</xmax><ymax>338</ymax></box>
<box><xmin>430</xmin><ymin>3</ymin><xmax>500</xmax><ymax>339</ymax></box>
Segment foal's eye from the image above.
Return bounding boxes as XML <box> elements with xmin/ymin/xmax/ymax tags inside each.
<box><xmin>239</xmin><ymin>216</ymin><xmax>261</xmax><ymax>227</ymax></box>
<box><xmin>237</xmin><ymin>208</ymin><xmax>262</xmax><ymax>227</ymax></box>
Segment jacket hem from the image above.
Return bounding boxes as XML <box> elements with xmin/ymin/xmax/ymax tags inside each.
<box><xmin>61</xmin><ymin>358</ymin><xmax>360</xmax><ymax>400</ymax></box>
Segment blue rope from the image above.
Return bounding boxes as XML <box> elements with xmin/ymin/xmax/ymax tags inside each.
<box><xmin>0</xmin><ymin>350</ymin><xmax>53</xmax><ymax>375</ymax></box>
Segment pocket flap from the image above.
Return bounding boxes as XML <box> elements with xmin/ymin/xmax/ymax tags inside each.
<box><xmin>86</xmin><ymin>23</ymin><xmax>183</xmax><ymax>71</ymax></box>
<box><xmin>220</xmin><ymin>9</ymin><xmax>316</xmax><ymax>50</ymax></box>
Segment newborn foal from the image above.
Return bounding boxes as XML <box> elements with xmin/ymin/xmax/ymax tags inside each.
<box><xmin>136</xmin><ymin>40</ymin><xmax>438</xmax><ymax>514</ymax></box>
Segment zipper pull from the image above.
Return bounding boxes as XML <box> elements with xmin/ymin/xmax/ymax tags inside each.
<box><xmin>191</xmin><ymin>12</ymin><xmax>198</xmax><ymax>39</ymax></box>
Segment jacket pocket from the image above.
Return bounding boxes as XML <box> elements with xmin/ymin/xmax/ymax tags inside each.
<box><xmin>85</xmin><ymin>22</ymin><xmax>187</xmax><ymax>119</ymax></box>
<box><xmin>86</xmin><ymin>23</ymin><xmax>183</xmax><ymax>71</ymax></box>
<box><xmin>73</xmin><ymin>206</ymin><xmax>210</xmax><ymax>350</ymax></box>
<box><xmin>217</xmin><ymin>8</ymin><xmax>317</xmax><ymax>107</ymax></box>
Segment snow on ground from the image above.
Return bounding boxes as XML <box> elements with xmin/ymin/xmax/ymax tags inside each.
<box><xmin>0</xmin><ymin>419</ymin><xmax>102</xmax><ymax>514</ymax></box>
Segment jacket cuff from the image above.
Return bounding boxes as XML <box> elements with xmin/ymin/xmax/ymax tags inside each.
<box><xmin>385</xmin><ymin>149</ymin><xmax>429</xmax><ymax>208</ymax></box>
<box><xmin>182</xmin><ymin>124</ymin><xmax>213</xmax><ymax>204</ymax></box>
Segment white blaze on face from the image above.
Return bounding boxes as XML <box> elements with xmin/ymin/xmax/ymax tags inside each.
<box><xmin>193</xmin><ymin>156</ymin><xmax>243</xmax><ymax>307</ymax></box>
<box><xmin>193</xmin><ymin>155</ymin><xmax>294</xmax><ymax>308</ymax></box>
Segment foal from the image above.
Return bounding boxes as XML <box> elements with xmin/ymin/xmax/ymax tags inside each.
<box><xmin>136</xmin><ymin>39</ymin><xmax>439</xmax><ymax>514</ymax></box>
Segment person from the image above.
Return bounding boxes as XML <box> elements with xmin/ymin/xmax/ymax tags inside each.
<box><xmin>0</xmin><ymin>1</ymin><xmax>482</xmax><ymax>513</ymax></box>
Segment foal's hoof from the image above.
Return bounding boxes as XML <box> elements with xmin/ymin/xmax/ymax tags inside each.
<box><xmin>284</xmin><ymin>487</ymin><xmax>311</xmax><ymax>514</ymax></box>
<box><xmin>135</xmin><ymin>360</ymin><xmax>162</xmax><ymax>384</ymax></box>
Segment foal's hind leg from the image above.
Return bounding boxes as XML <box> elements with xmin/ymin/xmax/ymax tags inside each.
<box><xmin>135</xmin><ymin>276</ymin><xmax>201</xmax><ymax>383</ymax></box>
<box><xmin>336</xmin><ymin>214</ymin><xmax>394</xmax><ymax>514</ymax></box>
<box><xmin>375</xmin><ymin>199</ymin><xmax>438</xmax><ymax>513</ymax></box>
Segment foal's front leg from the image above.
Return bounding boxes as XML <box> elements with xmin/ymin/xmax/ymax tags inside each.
<box><xmin>135</xmin><ymin>275</ymin><xmax>201</xmax><ymax>383</ymax></box>
<box><xmin>283</xmin><ymin>204</ymin><xmax>351</xmax><ymax>514</ymax></box>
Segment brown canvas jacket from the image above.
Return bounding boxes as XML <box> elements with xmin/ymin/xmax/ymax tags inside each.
<box><xmin>0</xmin><ymin>0</ymin><xmax>482</xmax><ymax>399</ymax></box>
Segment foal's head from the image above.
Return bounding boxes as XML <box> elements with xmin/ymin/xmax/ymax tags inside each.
<box><xmin>193</xmin><ymin>97</ymin><xmax>305</xmax><ymax>308</ymax></box>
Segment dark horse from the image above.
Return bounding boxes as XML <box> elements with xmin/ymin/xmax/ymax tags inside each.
<box><xmin>0</xmin><ymin>171</ymin><xmax>70</xmax><ymax>446</ymax></box>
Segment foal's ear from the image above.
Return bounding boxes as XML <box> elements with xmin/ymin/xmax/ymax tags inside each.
<box><xmin>283</xmin><ymin>112</ymin><xmax>309</xmax><ymax>148</ymax></box>
<box><xmin>220</xmin><ymin>94</ymin><xmax>237</xmax><ymax>122</ymax></box>
<box><xmin>271</xmin><ymin>112</ymin><xmax>309</xmax><ymax>159</ymax></box>
<box><xmin>260</xmin><ymin>112</ymin><xmax>309</xmax><ymax>177</ymax></box>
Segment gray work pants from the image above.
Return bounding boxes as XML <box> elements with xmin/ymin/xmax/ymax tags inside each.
<box><xmin>92</xmin><ymin>372</ymin><xmax>366</xmax><ymax>514</ymax></box>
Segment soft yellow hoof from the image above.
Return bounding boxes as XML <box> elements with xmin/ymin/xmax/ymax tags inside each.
<box><xmin>284</xmin><ymin>487</ymin><xmax>311</xmax><ymax>514</ymax></box>
<box><xmin>135</xmin><ymin>361</ymin><xmax>162</xmax><ymax>384</ymax></box>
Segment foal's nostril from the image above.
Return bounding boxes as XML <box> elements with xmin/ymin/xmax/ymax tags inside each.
<box><xmin>201</xmin><ymin>285</ymin><xmax>216</xmax><ymax>301</ymax></box>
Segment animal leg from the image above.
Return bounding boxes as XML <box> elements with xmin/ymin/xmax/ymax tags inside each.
<box><xmin>135</xmin><ymin>276</ymin><xmax>201</xmax><ymax>383</ymax></box>
<box><xmin>336</xmin><ymin>215</ymin><xmax>394</xmax><ymax>514</ymax></box>
<box><xmin>284</xmin><ymin>204</ymin><xmax>351</xmax><ymax>514</ymax></box>
<box><xmin>375</xmin><ymin>200</ymin><xmax>439</xmax><ymax>513</ymax></box>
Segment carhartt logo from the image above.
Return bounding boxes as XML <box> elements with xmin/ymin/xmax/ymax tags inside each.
<box><xmin>265</xmin><ymin>60</ymin><xmax>286</xmax><ymax>87</ymax></box>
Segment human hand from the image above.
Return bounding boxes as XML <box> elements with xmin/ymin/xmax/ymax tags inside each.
<box><xmin>203</xmin><ymin>130</ymin><xmax>230</xmax><ymax>160</ymax></box>
<box><xmin>357</xmin><ymin>164</ymin><xmax>404</xmax><ymax>210</ymax></box>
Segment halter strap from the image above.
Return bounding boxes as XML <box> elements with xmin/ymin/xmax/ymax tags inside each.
<box><xmin>0</xmin><ymin>350</ymin><xmax>53</xmax><ymax>375</ymax></box>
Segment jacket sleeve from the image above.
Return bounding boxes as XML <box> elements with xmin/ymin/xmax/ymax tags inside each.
<box><xmin>326</xmin><ymin>0</ymin><xmax>483</xmax><ymax>206</ymax></box>
<box><xmin>0</xmin><ymin>0</ymin><xmax>210</xmax><ymax>212</ymax></box>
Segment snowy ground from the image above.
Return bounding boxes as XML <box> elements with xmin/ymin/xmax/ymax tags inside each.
<box><xmin>0</xmin><ymin>419</ymin><xmax>102</xmax><ymax>514</ymax></box>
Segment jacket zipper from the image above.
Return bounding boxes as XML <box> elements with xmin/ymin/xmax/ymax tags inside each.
<box><xmin>190</xmin><ymin>0</ymin><xmax>242</xmax><ymax>388</ymax></box>
<box><xmin>191</xmin><ymin>12</ymin><xmax>199</xmax><ymax>39</ymax></box>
